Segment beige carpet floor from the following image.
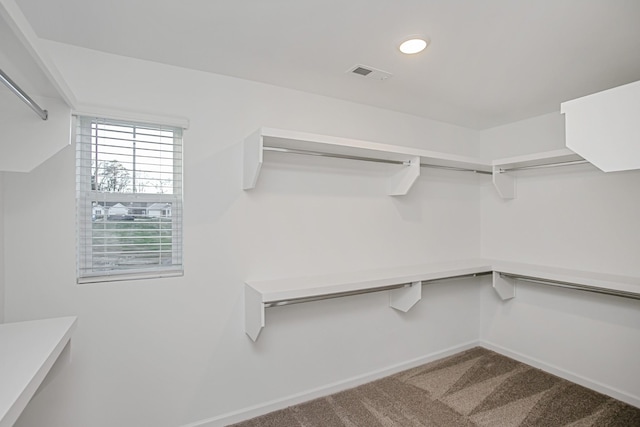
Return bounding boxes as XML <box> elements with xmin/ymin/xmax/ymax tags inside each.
<box><xmin>230</xmin><ymin>347</ymin><xmax>640</xmax><ymax>426</ymax></box>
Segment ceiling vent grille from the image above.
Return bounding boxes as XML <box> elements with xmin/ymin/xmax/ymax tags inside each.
<box><xmin>347</xmin><ymin>64</ymin><xmax>392</xmax><ymax>81</ymax></box>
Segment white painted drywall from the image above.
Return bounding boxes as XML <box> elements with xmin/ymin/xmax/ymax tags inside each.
<box><xmin>0</xmin><ymin>171</ymin><xmax>4</xmax><ymax>323</ymax></box>
<box><xmin>4</xmin><ymin>42</ymin><xmax>484</xmax><ymax>427</ymax></box>
<box><xmin>0</xmin><ymin>90</ymin><xmax>71</xmax><ymax>172</ymax></box>
<box><xmin>479</xmin><ymin>113</ymin><xmax>640</xmax><ymax>405</ymax></box>
<box><xmin>478</xmin><ymin>111</ymin><xmax>566</xmax><ymax>160</ymax></box>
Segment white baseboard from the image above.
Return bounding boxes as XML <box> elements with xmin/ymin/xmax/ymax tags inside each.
<box><xmin>480</xmin><ymin>340</ymin><xmax>640</xmax><ymax>408</ymax></box>
<box><xmin>182</xmin><ymin>339</ymin><xmax>639</xmax><ymax>427</ymax></box>
<box><xmin>181</xmin><ymin>340</ymin><xmax>480</xmax><ymax>427</ymax></box>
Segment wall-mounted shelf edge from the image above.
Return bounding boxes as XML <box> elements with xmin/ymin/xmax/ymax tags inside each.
<box><xmin>242</xmin><ymin>127</ymin><xmax>492</xmax><ymax>196</ymax></box>
<box><xmin>242</xmin><ymin>128</ymin><xmax>601</xmax><ymax>199</ymax></box>
<box><xmin>491</xmin><ymin>148</ymin><xmax>587</xmax><ymax>199</ymax></box>
<box><xmin>0</xmin><ymin>316</ymin><xmax>77</xmax><ymax>427</ymax></box>
<box><xmin>244</xmin><ymin>259</ymin><xmax>494</xmax><ymax>341</ymax></box>
<box><xmin>244</xmin><ymin>259</ymin><xmax>640</xmax><ymax>341</ymax></box>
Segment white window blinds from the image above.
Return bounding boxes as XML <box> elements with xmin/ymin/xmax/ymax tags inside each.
<box><xmin>75</xmin><ymin>116</ymin><xmax>183</xmax><ymax>283</ymax></box>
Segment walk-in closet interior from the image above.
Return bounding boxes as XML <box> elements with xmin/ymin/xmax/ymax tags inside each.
<box><xmin>1</xmin><ymin>1</ymin><xmax>639</xmax><ymax>426</ymax></box>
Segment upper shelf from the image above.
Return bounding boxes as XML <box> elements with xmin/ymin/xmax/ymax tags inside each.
<box><xmin>0</xmin><ymin>316</ymin><xmax>77</xmax><ymax>427</ymax></box>
<box><xmin>491</xmin><ymin>148</ymin><xmax>586</xmax><ymax>199</ymax></box>
<box><xmin>242</xmin><ymin>128</ymin><xmax>598</xmax><ymax>199</ymax></box>
<box><xmin>243</xmin><ymin>127</ymin><xmax>492</xmax><ymax>196</ymax></box>
<box><xmin>562</xmin><ymin>79</ymin><xmax>640</xmax><ymax>172</ymax></box>
<box><xmin>492</xmin><ymin>148</ymin><xmax>585</xmax><ymax>171</ymax></box>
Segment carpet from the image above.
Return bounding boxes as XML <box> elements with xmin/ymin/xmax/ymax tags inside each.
<box><xmin>230</xmin><ymin>347</ymin><xmax>640</xmax><ymax>426</ymax></box>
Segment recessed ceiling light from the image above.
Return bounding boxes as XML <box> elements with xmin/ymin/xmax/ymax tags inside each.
<box><xmin>399</xmin><ymin>37</ymin><xmax>429</xmax><ymax>55</ymax></box>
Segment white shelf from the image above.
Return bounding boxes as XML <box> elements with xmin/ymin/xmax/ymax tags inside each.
<box><xmin>242</xmin><ymin>127</ymin><xmax>492</xmax><ymax>196</ymax></box>
<box><xmin>244</xmin><ymin>259</ymin><xmax>494</xmax><ymax>341</ymax></box>
<box><xmin>0</xmin><ymin>316</ymin><xmax>77</xmax><ymax>427</ymax></box>
<box><xmin>492</xmin><ymin>148</ymin><xmax>584</xmax><ymax>171</ymax></box>
<box><xmin>562</xmin><ymin>79</ymin><xmax>640</xmax><ymax>172</ymax></box>
<box><xmin>491</xmin><ymin>148</ymin><xmax>585</xmax><ymax>199</ymax></box>
<box><xmin>491</xmin><ymin>260</ymin><xmax>640</xmax><ymax>298</ymax></box>
<box><xmin>242</xmin><ymin>128</ymin><xmax>598</xmax><ymax>199</ymax></box>
<box><xmin>244</xmin><ymin>259</ymin><xmax>640</xmax><ymax>341</ymax></box>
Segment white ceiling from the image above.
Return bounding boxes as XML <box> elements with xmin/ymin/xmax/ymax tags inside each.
<box><xmin>10</xmin><ymin>0</ymin><xmax>640</xmax><ymax>129</ymax></box>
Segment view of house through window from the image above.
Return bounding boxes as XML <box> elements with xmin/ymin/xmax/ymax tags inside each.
<box><xmin>76</xmin><ymin>116</ymin><xmax>183</xmax><ymax>283</ymax></box>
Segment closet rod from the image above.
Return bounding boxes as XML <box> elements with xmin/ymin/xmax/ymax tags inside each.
<box><xmin>264</xmin><ymin>146</ymin><xmax>492</xmax><ymax>174</ymax></box>
<box><xmin>0</xmin><ymin>69</ymin><xmax>48</xmax><ymax>120</ymax></box>
<box><xmin>264</xmin><ymin>271</ymin><xmax>492</xmax><ymax>308</ymax></box>
<box><xmin>499</xmin><ymin>273</ymin><xmax>640</xmax><ymax>301</ymax></box>
<box><xmin>498</xmin><ymin>159</ymin><xmax>589</xmax><ymax>173</ymax></box>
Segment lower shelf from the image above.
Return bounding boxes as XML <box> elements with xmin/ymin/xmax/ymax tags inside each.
<box><xmin>244</xmin><ymin>259</ymin><xmax>640</xmax><ymax>341</ymax></box>
<box><xmin>0</xmin><ymin>316</ymin><xmax>77</xmax><ymax>427</ymax></box>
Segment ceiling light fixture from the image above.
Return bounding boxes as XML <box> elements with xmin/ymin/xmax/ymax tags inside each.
<box><xmin>399</xmin><ymin>37</ymin><xmax>429</xmax><ymax>55</ymax></box>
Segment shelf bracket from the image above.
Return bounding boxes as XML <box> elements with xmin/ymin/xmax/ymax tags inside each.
<box><xmin>492</xmin><ymin>166</ymin><xmax>516</xmax><ymax>199</ymax></box>
<box><xmin>244</xmin><ymin>284</ymin><xmax>265</xmax><ymax>341</ymax></box>
<box><xmin>492</xmin><ymin>272</ymin><xmax>516</xmax><ymax>300</ymax></box>
<box><xmin>388</xmin><ymin>156</ymin><xmax>420</xmax><ymax>196</ymax></box>
<box><xmin>389</xmin><ymin>281</ymin><xmax>422</xmax><ymax>312</ymax></box>
<box><xmin>242</xmin><ymin>130</ymin><xmax>263</xmax><ymax>190</ymax></box>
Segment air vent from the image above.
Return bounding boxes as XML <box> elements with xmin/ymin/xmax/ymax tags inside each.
<box><xmin>347</xmin><ymin>64</ymin><xmax>392</xmax><ymax>81</ymax></box>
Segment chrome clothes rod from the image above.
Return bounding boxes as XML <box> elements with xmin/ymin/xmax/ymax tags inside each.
<box><xmin>264</xmin><ymin>146</ymin><xmax>492</xmax><ymax>175</ymax></box>
<box><xmin>498</xmin><ymin>159</ymin><xmax>589</xmax><ymax>173</ymax></box>
<box><xmin>265</xmin><ymin>271</ymin><xmax>492</xmax><ymax>308</ymax></box>
<box><xmin>499</xmin><ymin>273</ymin><xmax>640</xmax><ymax>301</ymax></box>
<box><xmin>0</xmin><ymin>68</ymin><xmax>48</xmax><ymax>120</ymax></box>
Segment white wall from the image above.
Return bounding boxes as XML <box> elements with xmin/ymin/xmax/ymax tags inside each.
<box><xmin>4</xmin><ymin>42</ymin><xmax>484</xmax><ymax>427</ymax></box>
<box><xmin>479</xmin><ymin>113</ymin><xmax>640</xmax><ymax>405</ymax></box>
<box><xmin>478</xmin><ymin>111</ymin><xmax>566</xmax><ymax>160</ymax></box>
<box><xmin>0</xmin><ymin>171</ymin><xmax>4</xmax><ymax>323</ymax></box>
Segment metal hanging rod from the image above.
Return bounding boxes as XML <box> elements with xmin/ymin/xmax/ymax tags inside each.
<box><xmin>0</xmin><ymin>68</ymin><xmax>48</xmax><ymax>120</ymax></box>
<box><xmin>498</xmin><ymin>159</ymin><xmax>589</xmax><ymax>173</ymax></box>
<box><xmin>499</xmin><ymin>272</ymin><xmax>640</xmax><ymax>301</ymax></box>
<box><xmin>264</xmin><ymin>271</ymin><xmax>492</xmax><ymax>308</ymax></box>
<box><xmin>264</xmin><ymin>146</ymin><xmax>491</xmax><ymax>175</ymax></box>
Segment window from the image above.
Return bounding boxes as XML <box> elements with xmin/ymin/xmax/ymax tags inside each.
<box><xmin>75</xmin><ymin>116</ymin><xmax>183</xmax><ymax>283</ymax></box>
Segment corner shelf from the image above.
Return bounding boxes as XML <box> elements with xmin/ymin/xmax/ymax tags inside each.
<box><xmin>244</xmin><ymin>259</ymin><xmax>640</xmax><ymax>341</ymax></box>
<box><xmin>242</xmin><ymin>127</ymin><xmax>492</xmax><ymax>196</ymax></box>
<box><xmin>0</xmin><ymin>316</ymin><xmax>77</xmax><ymax>427</ymax></box>
<box><xmin>242</xmin><ymin>128</ymin><xmax>598</xmax><ymax>199</ymax></box>
<box><xmin>491</xmin><ymin>148</ymin><xmax>586</xmax><ymax>199</ymax></box>
<box><xmin>490</xmin><ymin>260</ymin><xmax>640</xmax><ymax>301</ymax></box>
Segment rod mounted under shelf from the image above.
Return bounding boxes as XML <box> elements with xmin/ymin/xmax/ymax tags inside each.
<box><xmin>263</xmin><ymin>146</ymin><xmax>492</xmax><ymax>175</ymax></box>
<box><xmin>0</xmin><ymin>68</ymin><xmax>48</xmax><ymax>120</ymax></box>
<box><xmin>264</xmin><ymin>271</ymin><xmax>492</xmax><ymax>308</ymax></box>
<box><xmin>499</xmin><ymin>272</ymin><xmax>640</xmax><ymax>301</ymax></box>
<box><xmin>498</xmin><ymin>159</ymin><xmax>589</xmax><ymax>173</ymax></box>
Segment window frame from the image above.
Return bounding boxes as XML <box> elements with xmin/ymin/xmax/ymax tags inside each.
<box><xmin>75</xmin><ymin>115</ymin><xmax>184</xmax><ymax>284</ymax></box>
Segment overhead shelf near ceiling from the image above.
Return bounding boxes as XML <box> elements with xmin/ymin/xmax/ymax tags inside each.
<box><xmin>243</xmin><ymin>127</ymin><xmax>493</xmax><ymax>196</ymax></box>
<box><xmin>562</xmin><ymin>80</ymin><xmax>640</xmax><ymax>173</ymax></box>
<box><xmin>241</xmin><ymin>127</ymin><xmax>598</xmax><ymax>199</ymax></box>
<box><xmin>491</xmin><ymin>148</ymin><xmax>587</xmax><ymax>199</ymax></box>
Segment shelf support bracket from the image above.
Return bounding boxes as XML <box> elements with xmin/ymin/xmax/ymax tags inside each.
<box><xmin>244</xmin><ymin>284</ymin><xmax>265</xmax><ymax>341</ymax></box>
<box><xmin>243</xmin><ymin>130</ymin><xmax>263</xmax><ymax>190</ymax></box>
<box><xmin>492</xmin><ymin>166</ymin><xmax>516</xmax><ymax>199</ymax></box>
<box><xmin>388</xmin><ymin>156</ymin><xmax>420</xmax><ymax>196</ymax></box>
<box><xmin>492</xmin><ymin>272</ymin><xmax>516</xmax><ymax>300</ymax></box>
<box><xmin>389</xmin><ymin>281</ymin><xmax>422</xmax><ymax>312</ymax></box>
